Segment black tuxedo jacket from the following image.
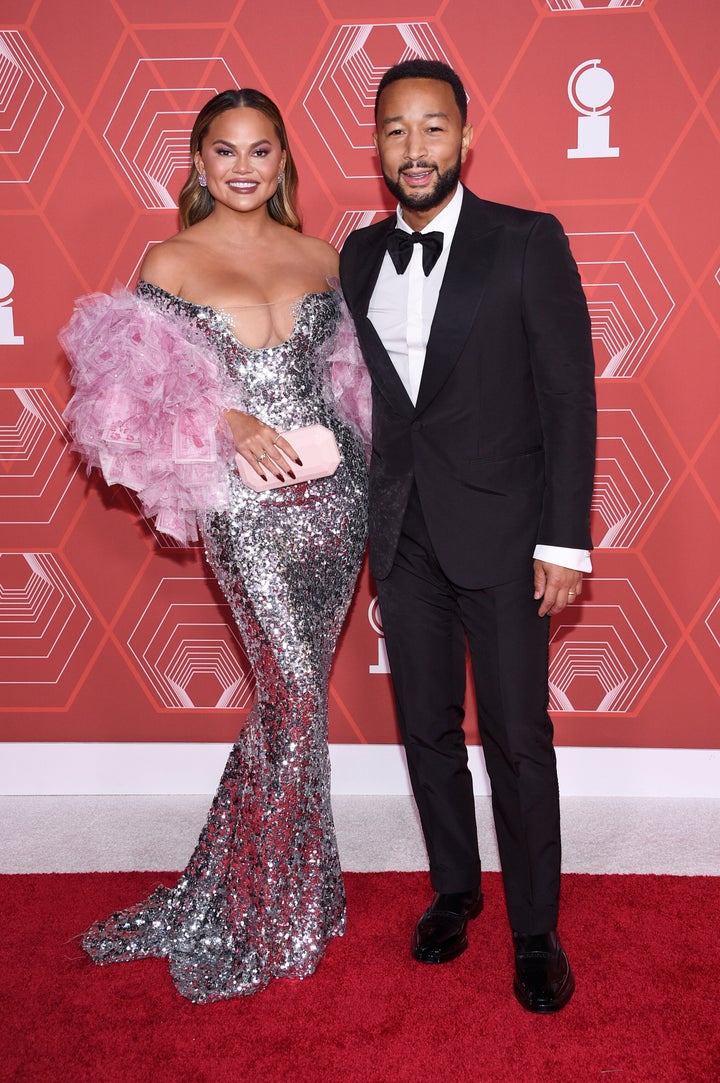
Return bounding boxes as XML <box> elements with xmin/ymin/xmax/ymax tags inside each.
<box><xmin>339</xmin><ymin>188</ymin><xmax>597</xmax><ymax>589</ymax></box>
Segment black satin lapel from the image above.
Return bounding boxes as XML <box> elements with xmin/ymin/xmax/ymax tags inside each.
<box><xmin>356</xmin><ymin>315</ymin><xmax>415</xmax><ymax>418</ymax></box>
<box><xmin>352</xmin><ymin>218</ymin><xmax>395</xmax><ymax>315</ymax></box>
<box><xmin>415</xmin><ymin>223</ymin><xmax>502</xmax><ymax>414</ymax></box>
<box><xmin>349</xmin><ymin>220</ymin><xmax>416</xmax><ymax>418</ymax></box>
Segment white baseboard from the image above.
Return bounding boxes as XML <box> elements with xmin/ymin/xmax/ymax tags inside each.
<box><xmin>0</xmin><ymin>743</ymin><xmax>718</xmax><ymax>798</ymax></box>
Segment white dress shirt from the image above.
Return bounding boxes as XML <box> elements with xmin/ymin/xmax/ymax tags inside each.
<box><xmin>368</xmin><ymin>184</ymin><xmax>591</xmax><ymax>574</ymax></box>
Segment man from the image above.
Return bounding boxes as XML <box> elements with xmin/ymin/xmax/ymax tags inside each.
<box><xmin>340</xmin><ymin>60</ymin><xmax>596</xmax><ymax>1013</ymax></box>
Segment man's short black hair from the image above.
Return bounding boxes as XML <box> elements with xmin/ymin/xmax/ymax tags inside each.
<box><xmin>375</xmin><ymin>59</ymin><xmax>468</xmax><ymax>125</ymax></box>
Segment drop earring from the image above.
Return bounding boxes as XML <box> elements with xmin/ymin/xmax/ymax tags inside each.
<box><xmin>198</xmin><ymin>173</ymin><xmax>207</xmax><ymax>188</ymax></box>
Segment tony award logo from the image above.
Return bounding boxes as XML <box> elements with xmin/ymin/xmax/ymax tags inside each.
<box><xmin>0</xmin><ymin>265</ymin><xmax>24</xmax><ymax>344</ymax></box>
<box><xmin>567</xmin><ymin>59</ymin><xmax>619</xmax><ymax>159</ymax></box>
<box><xmin>367</xmin><ymin>596</ymin><xmax>390</xmax><ymax>675</ymax></box>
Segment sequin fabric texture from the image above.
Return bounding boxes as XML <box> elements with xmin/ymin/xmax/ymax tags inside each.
<box><xmin>82</xmin><ymin>283</ymin><xmax>368</xmax><ymax>1002</ymax></box>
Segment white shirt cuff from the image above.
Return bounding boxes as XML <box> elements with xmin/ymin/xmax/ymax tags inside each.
<box><xmin>533</xmin><ymin>544</ymin><xmax>592</xmax><ymax>573</ymax></box>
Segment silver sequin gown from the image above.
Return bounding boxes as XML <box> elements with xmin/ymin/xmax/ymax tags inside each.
<box><xmin>81</xmin><ymin>283</ymin><xmax>368</xmax><ymax>1002</ymax></box>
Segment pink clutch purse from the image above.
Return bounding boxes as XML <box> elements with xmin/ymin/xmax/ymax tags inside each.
<box><xmin>235</xmin><ymin>424</ymin><xmax>341</xmax><ymax>492</ymax></box>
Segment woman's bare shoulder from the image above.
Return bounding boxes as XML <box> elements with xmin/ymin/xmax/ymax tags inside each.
<box><xmin>138</xmin><ymin>233</ymin><xmax>197</xmax><ymax>293</ymax></box>
<box><xmin>292</xmin><ymin>232</ymin><xmax>339</xmax><ymax>277</ymax></box>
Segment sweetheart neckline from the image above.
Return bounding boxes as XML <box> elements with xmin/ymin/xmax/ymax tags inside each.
<box><xmin>136</xmin><ymin>280</ymin><xmax>336</xmax><ymax>352</ymax></box>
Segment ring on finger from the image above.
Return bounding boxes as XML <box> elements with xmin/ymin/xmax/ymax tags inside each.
<box><xmin>256</xmin><ymin>452</ymin><xmax>268</xmax><ymax>463</ymax></box>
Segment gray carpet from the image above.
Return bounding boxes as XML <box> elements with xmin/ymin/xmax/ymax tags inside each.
<box><xmin>1</xmin><ymin>795</ymin><xmax>717</xmax><ymax>875</ymax></box>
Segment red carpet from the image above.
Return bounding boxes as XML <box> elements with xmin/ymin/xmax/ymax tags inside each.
<box><xmin>1</xmin><ymin>871</ymin><xmax>717</xmax><ymax>1082</ymax></box>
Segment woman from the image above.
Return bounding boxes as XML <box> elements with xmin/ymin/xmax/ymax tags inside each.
<box><xmin>61</xmin><ymin>89</ymin><xmax>369</xmax><ymax>1003</ymax></box>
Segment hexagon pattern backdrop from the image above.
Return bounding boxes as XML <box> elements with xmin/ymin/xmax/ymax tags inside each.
<box><xmin>1</xmin><ymin>0</ymin><xmax>718</xmax><ymax>751</ymax></box>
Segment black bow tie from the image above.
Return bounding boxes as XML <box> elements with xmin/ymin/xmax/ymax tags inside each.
<box><xmin>386</xmin><ymin>228</ymin><xmax>444</xmax><ymax>276</ymax></box>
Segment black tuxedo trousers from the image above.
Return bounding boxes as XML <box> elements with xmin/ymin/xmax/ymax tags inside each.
<box><xmin>378</xmin><ymin>485</ymin><xmax>560</xmax><ymax>935</ymax></box>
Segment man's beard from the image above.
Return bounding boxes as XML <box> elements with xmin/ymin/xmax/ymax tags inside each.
<box><xmin>382</xmin><ymin>154</ymin><xmax>462</xmax><ymax>211</ymax></box>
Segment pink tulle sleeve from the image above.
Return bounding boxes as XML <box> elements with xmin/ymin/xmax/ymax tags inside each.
<box><xmin>60</xmin><ymin>286</ymin><xmax>234</xmax><ymax>546</ymax></box>
<box><xmin>324</xmin><ymin>279</ymin><xmax>372</xmax><ymax>460</ymax></box>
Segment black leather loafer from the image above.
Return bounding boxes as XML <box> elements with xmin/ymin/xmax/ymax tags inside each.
<box><xmin>411</xmin><ymin>889</ymin><xmax>484</xmax><ymax>963</ymax></box>
<box><xmin>512</xmin><ymin>930</ymin><xmax>575</xmax><ymax>1013</ymax></box>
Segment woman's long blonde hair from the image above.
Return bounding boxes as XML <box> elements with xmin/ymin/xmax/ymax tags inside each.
<box><xmin>178</xmin><ymin>89</ymin><xmax>301</xmax><ymax>231</ymax></box>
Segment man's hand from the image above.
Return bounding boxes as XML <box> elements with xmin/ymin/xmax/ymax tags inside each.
<box><xmin>533</xmin><ymin>560</ymin><xmax>583</xmax><ymax>617</ymax></box>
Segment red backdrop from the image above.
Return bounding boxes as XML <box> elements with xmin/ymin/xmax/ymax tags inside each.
<box><xmin>1</xmin><ymin>0</ymin><xmax>719</xmax><ymax>750</ymax></box>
